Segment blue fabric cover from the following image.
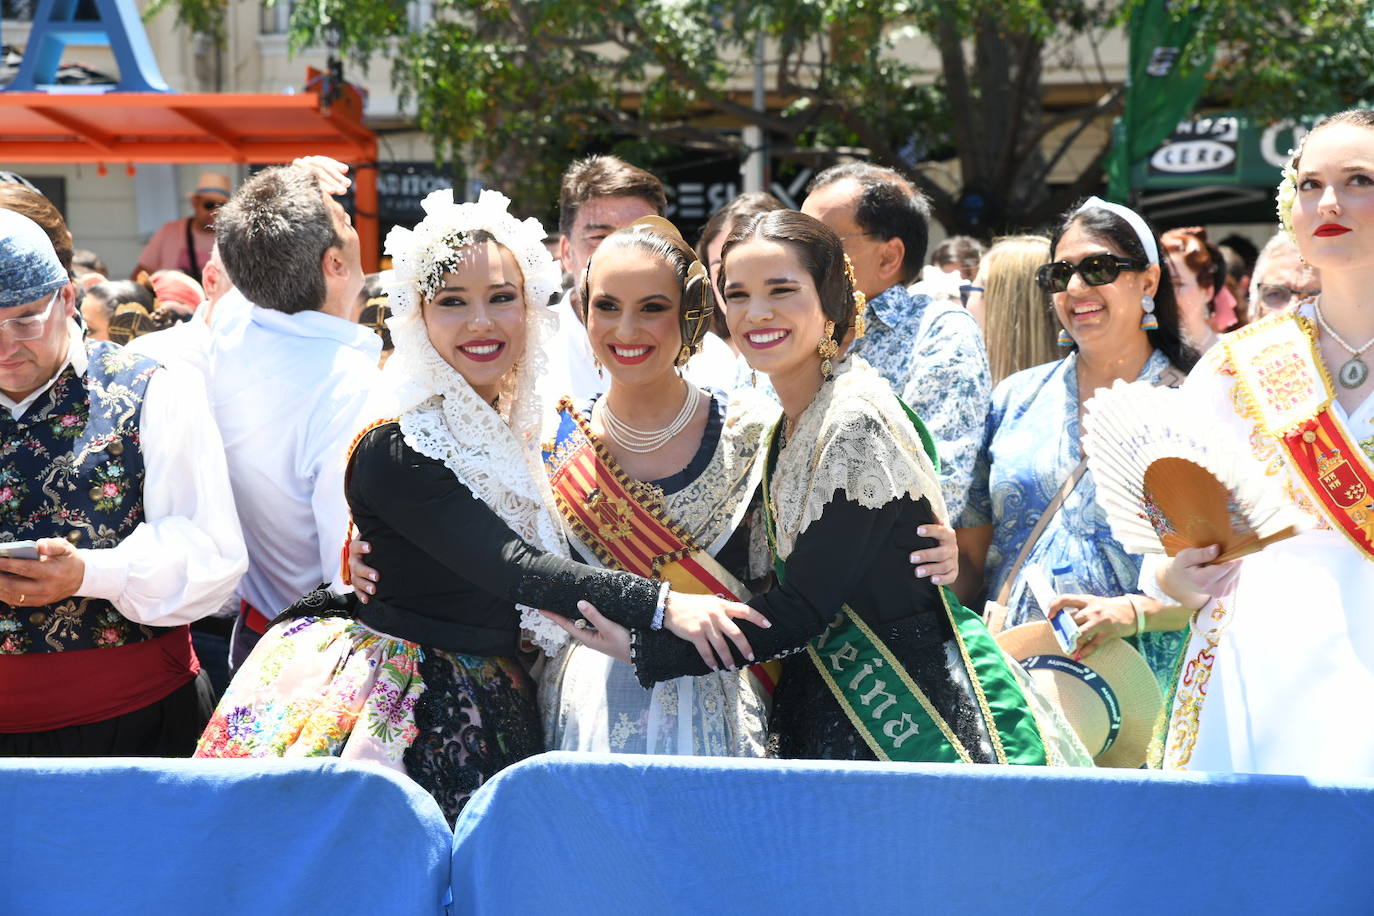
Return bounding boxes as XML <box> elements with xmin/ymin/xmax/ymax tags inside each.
<box><xmin>0</xmin><ymin>758</ymin><xmax>452</xmax><ymax>915</ymax></box>
<box><xmin>452</xmin><ymin>752</ymin><xmax>1374</xmax><ymax>915</ymax></box>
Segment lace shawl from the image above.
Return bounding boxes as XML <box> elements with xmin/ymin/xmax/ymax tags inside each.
<box><xmin>770</xmin><ymin>356</ymin><xmax>946</xmax><ymax>560</ymax></box>
<box><xmin>381</xmin><ymin>189</ymin><xmax>571</xmax><ymax>655</ymax></box>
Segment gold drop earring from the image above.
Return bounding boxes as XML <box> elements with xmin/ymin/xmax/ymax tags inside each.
<box><xmin>817</xmin><ymin>320</ymin><xmax>838</xmax><ymax>379</ymax></box>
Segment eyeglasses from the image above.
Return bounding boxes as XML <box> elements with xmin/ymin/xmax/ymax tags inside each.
<box><xmin>199</xmin><ymin>199</ymin><xmax>224</xmax><ymax>211</ymax></box>
<box><xmin>959</xmin><ymin>284</ymin><xmax>983</xmax><ymax>307</ymax></box>
<box><xmin>1257</xmin><ymin>283</ymin><xmax>1320</xmax><ymax>309</ymax></box>
<box><xmin>1035</xmin><ymin>254</ymin><xmax>1148</xmax><ymax>294</ymax></box>
<box><xmin>0</xmin><ymin>288</ymin><xmax>60</xmax><ymax>341</ymax></box>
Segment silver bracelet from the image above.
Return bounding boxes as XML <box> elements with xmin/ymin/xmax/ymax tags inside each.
<box><xmin>1126</xmin><ymin>594</ymin><xmax>1146</xmax><ymax>637</ymax></box>
<box><xmin>651</xmin><ymin>580</ymin><xmax>670</xmax><ymax>630</ymax></box>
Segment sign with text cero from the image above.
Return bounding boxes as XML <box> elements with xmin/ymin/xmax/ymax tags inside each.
<box><xmin>1137</xmin><ymin>112</ymin><xmax>1320</xmax><ymax>190</ymax></box>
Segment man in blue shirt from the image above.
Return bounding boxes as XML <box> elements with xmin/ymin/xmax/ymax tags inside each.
<box><xmin>802</xmin><ymin>163</ymin><xmax>990</xmax><ymax>521</ymax></box>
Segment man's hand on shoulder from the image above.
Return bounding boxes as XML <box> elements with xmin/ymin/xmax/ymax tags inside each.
<box><xmin>0</xmin><ymin>538</ymin><xmax>85</xmax><ymax>607</ymax></box>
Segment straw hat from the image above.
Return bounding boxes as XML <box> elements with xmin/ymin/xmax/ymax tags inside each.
<box><xmin>998</xmin><ymin>621</ymin><xmax>1162</xmax><ymax>768</ymax></box>
<box><xmin>192</xmin><ymin>172</ymin><xmax>231</xmax><ymax>200</ymax></box>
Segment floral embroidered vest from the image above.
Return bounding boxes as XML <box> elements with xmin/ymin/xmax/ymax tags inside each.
<box><xmin>0</xmin><ymin>341</ymin><xmax>158</xmax><ymax>654</ymax></box>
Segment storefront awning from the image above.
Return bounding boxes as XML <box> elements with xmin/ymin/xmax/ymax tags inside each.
<box><xmin>0</xmin><ymin>90</ymin><xmax>380</xmax><ymax>270</ymax></box>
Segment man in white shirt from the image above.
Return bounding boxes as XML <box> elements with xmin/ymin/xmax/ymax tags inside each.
<box><xmin>0</xmin><ymin>209</ymin><xmax>246</xmax><ymax>756</ymax></box>
<box><xmin>210</xmin><ymin>165</ymin><xmax>381</xmax><ymax>666</ymax></box>
<box><xmin>544</xmin><ymin>156</ymin><xmax>667</xmax><ymax>403</ymax></box>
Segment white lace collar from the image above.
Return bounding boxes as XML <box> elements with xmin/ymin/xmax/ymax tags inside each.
<box><xmin>770</xmin><ymin>356</ymin><xmax>946</xmax><ymax>559</ymax></box>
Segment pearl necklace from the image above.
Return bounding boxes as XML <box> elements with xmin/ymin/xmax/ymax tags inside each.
<box><xmin>599</xmin><ymin>381</ymin><xmax>699</xmax><ymax>453</ymax></box>
<box><xmin>1313</xmin><ymin>297</ymin><xmax>1374</xmax><ymax>389</ymax></box>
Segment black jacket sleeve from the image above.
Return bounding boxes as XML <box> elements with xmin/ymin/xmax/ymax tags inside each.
<box><xmin>350</xmin><ymin>424</ymin><xmax>660</xmax><ymax>627</ymax></box>
<box><xmin>630</xmin><ymin>493</ymin><xmax>908</xmax><ymax>685</ymax></box>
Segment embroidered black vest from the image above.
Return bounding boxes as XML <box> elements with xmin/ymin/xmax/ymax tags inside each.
<box><xmin>0</xmin><ymin>341</ymin><xmax>159</xmax><ymax>654</ymax></box>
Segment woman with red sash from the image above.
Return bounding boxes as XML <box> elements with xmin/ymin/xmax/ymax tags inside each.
<box><xmin>537</xmin><ymin>217</ymin><xmax>781</xmax><ymax>755</ymax></box>
<box><xmin>1151</xmin><ymin>109</ymin><xmax>1374</xmax><ymax>777</ymax></box>
<box><xmin>552</xmin><ymin>211</ymin><xmax>1085</xmax><ymax>766</ymax></box>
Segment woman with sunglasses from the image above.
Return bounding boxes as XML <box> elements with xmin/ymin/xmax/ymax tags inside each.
<box><xmin>955</xmin><ymin>198</ymin><xmax>1198</xmax><ymax>693</ymax></box>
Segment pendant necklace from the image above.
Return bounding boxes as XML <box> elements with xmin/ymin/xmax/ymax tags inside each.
<box><xmin>1313</xmin><ymin>298</ymin><xmax>1374</xmax><ymax>389</ymax></box>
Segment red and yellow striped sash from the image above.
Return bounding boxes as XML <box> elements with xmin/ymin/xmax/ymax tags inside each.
<box><xmin>547</xmin><ymin>399</ymin><xmax>778</xmax><ymax>695</ymax></box>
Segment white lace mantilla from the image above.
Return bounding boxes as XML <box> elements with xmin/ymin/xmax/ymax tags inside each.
<box><xmin>381</xmin><ymin>189</ymin><xmax>571</xmax><ymax>654</ymax></box>
<box><xmin>771</xmin><ymin>356</ymin><xmax>946</xmax><ymax>560</ymax></box>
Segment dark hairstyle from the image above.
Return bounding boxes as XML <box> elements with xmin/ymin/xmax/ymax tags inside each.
<box><xmin>71</xmin><ymin>248</ymin><xmax>108</xmax><ymax>276</ymax></box>
<box><xmin>558</xmin><ymin>155</ymin><xmax>667</xmax><ymax>237</ymax></box>
<box><xmin>583</xmin><ymin>220</ymin><xmax>713</xmax><ymax>366</ymax></box>
<box><xmin>930</xmin><ymin>235</ymin><xmax>986</xmax><ymax>271</ymax></box>
<box><xmin>215</xmin><ymin>165</ymin><xmax>341</xmax><ymax>315</ymax></box>
<box><xmin>1049</xmin><ymin>202</ymin><xmax>1199</xmax><ymax>374</ymax></box>
<box><xmin>1216</xmin><ymin>233</ymin><xmax>1258</xmax><ymax>272</ymax></box>
<box><xmin>86</xmin><ymin>279</ymin><xmax>155</xmax><ymax>316</ymax></box>
<box><xmin>1293</xmin><ymin>108</ymin><xmax>1374</xmax><ymax>171</ymax></box>
<box><xmin>807</xmin><ymin>162</ymin><xmax>930</xmax><ymax>283</ymax></box>
<box><xmin>0</xmin><ymin>183</ymin><xmax>73</xmax><ymax>274</ymax></box>
<box><xmin>695</xmin><ymin>191</ymin><xmax>787</xmax><ymax>261</ymax></box>
<box><xmin>694</xmin><ymin>191</ymin><xmax>785</xmax><ymax>339</ymax></box>
<box><xmin>720</xmin><ymin>209</ymin><xmax>860</xmax><ymax>348</ymax></box>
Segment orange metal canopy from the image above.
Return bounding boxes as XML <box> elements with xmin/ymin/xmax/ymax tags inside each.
<box><xmin>0</xmin><ymin>91</ymin><xmax>380</xmax><ymax>270</ymax></box>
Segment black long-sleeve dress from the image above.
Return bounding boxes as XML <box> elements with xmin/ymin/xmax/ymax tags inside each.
<box><xmin>631</xmin><ymin>491</ymin><xmax>998</xmax><ymax>761</ymax></box>
<box><xmin>626</xmin><ymin>357</ymin><xmax>1051</xmax><ymax>765</ymax></box>
<box><xmin>197</xmin><ymin>422</ymin><xmax>664</xmax><ymax>820</ymax></box>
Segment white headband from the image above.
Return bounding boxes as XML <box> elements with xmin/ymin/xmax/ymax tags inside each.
<box><xmin>1074</xmin><ymin>196</ymin><xmax>1159</xmax><ymax>266</ymax></box>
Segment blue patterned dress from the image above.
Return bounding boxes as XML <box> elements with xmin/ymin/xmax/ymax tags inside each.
<box><xmin>958</xmin><ymin>350</ymin><xmax>1186</xmax><ymax>688</ymax></box>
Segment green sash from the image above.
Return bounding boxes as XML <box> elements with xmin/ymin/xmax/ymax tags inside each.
<box><xmin>762</xmin><ymin>399</ymin><xmax>1048</xmax><ymax>765</ymax></box>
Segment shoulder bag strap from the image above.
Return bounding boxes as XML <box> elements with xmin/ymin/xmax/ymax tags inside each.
<box><xmin>991</xmin><ymin>361</ymin><xmax>1184</xmax><ymax>608</ymax></box>
<box><xmin>183</xmin><ymin>217</ymin><xmax>202</xmax><ymax>282</ymax></box>
<box><xmin>992</xmin><ymin>457</ymin><xmax>1089</xmax><ymax>607</ymax></box>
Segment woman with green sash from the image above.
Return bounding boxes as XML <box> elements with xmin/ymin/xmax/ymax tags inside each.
<box><xmin>553</xmin><ymin>211</ymin><xmax>1084</xmax><ymax>765</ymax></box>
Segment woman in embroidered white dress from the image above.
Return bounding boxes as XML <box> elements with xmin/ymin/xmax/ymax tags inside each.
<box><xmin>536</xmin><ymin>218</ymin><xmax>778</xmax><ymax>756</ymax></box>
<box><xmin>1151</xmin><ymin>109</ymin><xmax>1374</xmax><ymax>777</ymax></box>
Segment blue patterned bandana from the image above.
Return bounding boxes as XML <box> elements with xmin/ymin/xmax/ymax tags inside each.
<box><xmin>0</xmin><ymin>209</ymin><xmax>67</xmax><ymax>309</ymax></box>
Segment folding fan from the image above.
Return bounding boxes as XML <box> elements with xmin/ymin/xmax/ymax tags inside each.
<box><xmin>1082</xmin><ymin>379</ymin><xmax>1308</xmax><ymax>563</ymax></box>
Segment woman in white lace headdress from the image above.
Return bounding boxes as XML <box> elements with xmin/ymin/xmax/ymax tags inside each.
<box><xmin>196</xmin><ymin>190</ymin><xmax>768</xmax><ymax>819</ymax></box>
<box><xmin>554</xmin><ymin>210</ymin><xmax>1086</xmax><ymax>765</ymax></box>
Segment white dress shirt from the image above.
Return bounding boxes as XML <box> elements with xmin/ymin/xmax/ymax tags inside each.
<box><xmin>125</xmin><ymin>289</ymin><xmax>251</xmax><ymax>380</ymax></box>
<box><xmin>543</xmin><ymin>291</ymin><xmax>604</xmax><ymax>404</ymax></box>
<box><xmin>208</xmin><ymin>302</ymin><xmax>382</xmax><ymax>616</ymax></box>
<box><xmin>0</xmin><ymin>321</ymin><xmax>248</xmax><ymax>626</ymax></box>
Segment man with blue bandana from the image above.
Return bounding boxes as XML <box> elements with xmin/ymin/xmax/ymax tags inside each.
<box><xmin>0</xmin><ymin>209</ymin><xmax>246</xmax><ymax>757</ymax></box>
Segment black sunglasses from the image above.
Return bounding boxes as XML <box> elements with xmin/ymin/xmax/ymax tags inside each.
<box><xmin>200</xmin><ymin>199</ymin><xmax>224</xmax><ymax>211</ymax></box>
<box><xmin>1035</xmin><ymin>254</ymin><xmax>1148</xmax><ymax>294</ymax></box>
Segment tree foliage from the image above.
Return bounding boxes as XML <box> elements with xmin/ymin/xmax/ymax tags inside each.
<box><xmin>154</xmin><ymin>0</ymin><xmax>1374</xmax><ymax>233</ymax></box>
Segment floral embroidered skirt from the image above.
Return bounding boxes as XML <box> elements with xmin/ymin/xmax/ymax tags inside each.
<box><xmin>194</xmin><ymin>615</ymin><xmax>543</xmax><ymax>823</ymax></box>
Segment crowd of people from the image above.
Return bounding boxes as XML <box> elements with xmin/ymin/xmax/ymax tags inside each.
<box><xmin>0</xmin><ymin>108</ymin><xmax>1369</xmax><ymax>821</ymax></box>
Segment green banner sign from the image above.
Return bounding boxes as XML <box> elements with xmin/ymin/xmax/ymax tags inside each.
<box><xmin>1133</xmin><ymin>113</ymin><xmax>1317</xmax><ymax>189</ymax></box>
<box><xmin>1105</xmin><ymin>0</ymin><xmax>1216</xmax><ymax>202</ymax></box>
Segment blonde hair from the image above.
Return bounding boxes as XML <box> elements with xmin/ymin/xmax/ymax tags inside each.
<box><xmin>981</xmin><ymin>235</ymin><xmax>1058</xmax><ymax>384</ymax></box>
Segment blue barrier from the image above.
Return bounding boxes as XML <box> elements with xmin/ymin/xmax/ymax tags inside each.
<box><xmin>451</xmin><ymin>752</ymin><xmax>1374</xmax><ymax>915</ymax></box>
<box><xmin>0</xmin><ymin>758</ymin><xmax>452</xmax><ymax>916</ymax></box>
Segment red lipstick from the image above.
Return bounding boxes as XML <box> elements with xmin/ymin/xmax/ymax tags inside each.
<box><xmin>457</xmin><ymin>339</ymin><xmax>506</xmax><ymax>362</ymax></box>
<box><xmin>1315</xmin><ymin>224</ymin><xmax>1351</xmax><ymax>237</ymax></box>
<box><xmin>607</xmin><ymin>344</ymin><xmax>655</xmax><ymax>365</ymax></box>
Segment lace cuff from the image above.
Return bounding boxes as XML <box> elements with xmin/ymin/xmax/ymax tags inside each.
<box><xmin>651</xmin><ymin>580</ymin><xmax>670</xmax><ymax>630</ymax></box>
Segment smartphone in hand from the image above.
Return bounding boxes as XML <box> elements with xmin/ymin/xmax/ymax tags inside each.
<box><xmin>0</xmin><ymin>540</ymin><xmax>38</xmax><ymax>561</ymax></box>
